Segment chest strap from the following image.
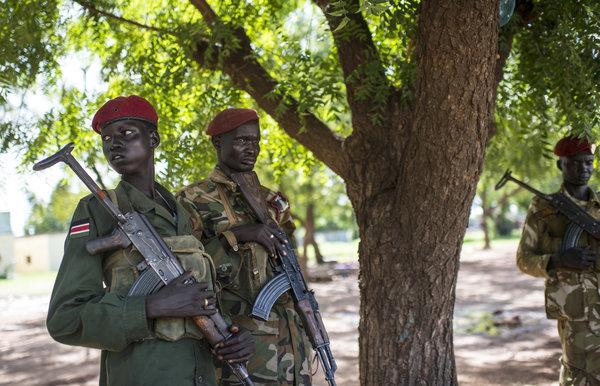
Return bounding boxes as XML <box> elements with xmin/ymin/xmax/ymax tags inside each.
<box><xmin>216</xmin><ymin>184</ymin><xmax>239</xmax><ymax>228</ymax></box>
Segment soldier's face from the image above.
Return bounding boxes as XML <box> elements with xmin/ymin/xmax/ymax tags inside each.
<box><xmin>100</xmin><ymin>119</ymin><xmax>159</xmax><ymax>175</ymax></box>
<box><xmin>559</xmin><ymin>153</ymin><xmax>595</xmax><ymax>186</ymax></box>
<box><xmin>215</xmin><ymin>121</ymin><xmax>260</xmax><ymax>172</ymax></box>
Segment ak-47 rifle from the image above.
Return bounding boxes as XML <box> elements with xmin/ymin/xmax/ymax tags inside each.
<box><xmin>495</xmin><ymin>169</ymin><xmax>600</xmax><ymax>243</ymax></box>
<box><xmin>229</xmin><ymin>171</ymin><xmax>337</xmax><ymax>386</ymax></box>
<box><xmin>33</xmin><ymin>143</ymin><xmax>254</xmax><ymax>386</ymax></box>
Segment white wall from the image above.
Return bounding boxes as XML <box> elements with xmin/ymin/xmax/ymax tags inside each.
<box><xmin>14</xmin><ymin>233</ymin><xmax>66</xmax><ymax>273</ymax></box>
<box><xmin>0</xmin><ymin>234</ymin><xmax>15</xmax><ymax>275</ymax></box>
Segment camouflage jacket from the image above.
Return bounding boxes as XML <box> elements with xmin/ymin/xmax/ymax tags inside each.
<box><xmin>177</xmin><ymin>167</ymin><xmax>312</xmax><ymax>386</ymax></box>
<box><xmin>517</xmin><ymin>186</ymin><xmax>600</xmax><ymax>321</ymax></box>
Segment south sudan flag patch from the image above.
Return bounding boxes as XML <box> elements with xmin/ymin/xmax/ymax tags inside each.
<box><xmin>69</xmin><ymin>219</ymin><xmax>90</xmax><ymax>238</ymax></box>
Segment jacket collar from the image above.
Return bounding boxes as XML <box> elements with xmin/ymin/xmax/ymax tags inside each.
<box><xmin>560</xmin><ymin>184</ymin><xmax>600</xmax><ymax>208</ymax></box>
<box><xmin>208</xmin><ymin>166</ymin><xmax>239</xmax><ymax>191</ymax></box>
<box><xmin>114</xmin><ymin>180</ymin><xmax>186</xmax><ymax>229</ymax></box>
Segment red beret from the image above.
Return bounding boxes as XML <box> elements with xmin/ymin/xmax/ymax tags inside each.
<box><xmin>207</xmin><ymin>108</ymin><xmax>259</xmax><ymax>136</ymax></box>
<box><xmin>554</xmin><ymin>136</ymin><xmax>596</xmax><ymax>157</ymax></box>
<box><xmin>92</xmin><ymin>95</ymin><xmax>158</xmax><ymax>133</ymax></box>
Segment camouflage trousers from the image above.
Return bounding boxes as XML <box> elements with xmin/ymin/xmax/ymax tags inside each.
<box><xmin>558</xmin><ymin>320</ymin><xmax>600</xmax><ymax>385</ymax></box>
<box><xmin>217</xmin><ymin>304</ymin><xmax>312</xmax><ymax>386</ymax></box>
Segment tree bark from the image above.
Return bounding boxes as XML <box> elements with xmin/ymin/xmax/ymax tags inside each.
<box><xmin>303</xmin><ymin>202</ymin><xmax>325</xmax><ymax>265</ymax></box>
<box><xmin>354</xmin><ymin>1</ymin><xmax>499</xmax><ymax>384</ymax></box>
<box><xmin>481</xmin><ymin>188</ymin><xmax>493</xmax><ymax>250</ymax></box>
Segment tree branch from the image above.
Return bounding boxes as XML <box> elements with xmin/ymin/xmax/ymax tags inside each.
<box><xmin>497</xmin><ymin>186</ymin><xmax>522</xmax><ymax>208</ymax></box>
<box><xmin>314</xmin><ymin>0</ymin><xmax>393</xmax><ymax>134</ymax></box>
<box><xmin>73</xmin><ymin>0</ymin><xmax>175</xmax><ymax>35</ymax></box>
<box><xmin>189</xmin><ymin>0</ymin><xmax>350</xmax><ymax>178</ymax></box>
<box><xmin>495</xmin><ymin>0</ymin><xmax>536</xmax><ymax>86</ymax></box>
<box><xmin>489</xmin><ymin>0</ymin><xmax>536</xmax><ymax>138</ymax></box>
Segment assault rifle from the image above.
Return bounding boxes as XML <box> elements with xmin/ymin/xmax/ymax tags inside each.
<box><xmin>34</xmin><ymin>143</ymin><xmax>254</xmax><ymax>386</ymax></box>
<box><xmin>495</xmin><ymin>169</ymin><xmax>600</xmax><ymax>240</ymax></box>
<box><xmin>229</xmin><ymin>171</ymin><xmax>337</xmax><ymax>386</ymax></box>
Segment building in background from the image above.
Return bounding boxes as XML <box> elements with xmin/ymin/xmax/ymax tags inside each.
<box><xmin>0</xmin><ymin>212</ymin><xmax>15</xmax><ymax>278</ymax></box>
<box><xmin>0</xmin><ymin>211</ymin><xmax>67</xmax><ymax>274</ymax></box>
<box><xmin>13</xmin><ymin>233</ymin><xmax>66</xmax><ymax>273</ymax></box>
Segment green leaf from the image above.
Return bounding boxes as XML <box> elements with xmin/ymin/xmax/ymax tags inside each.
<box><xmin>333</xmin><ymin>16</ymin><xmax>350</xmax><ymax>32</ymax></box>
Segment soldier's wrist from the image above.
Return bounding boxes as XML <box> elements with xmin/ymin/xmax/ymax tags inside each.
<box><xmin>548</xmin><ymin>253</ymin><xmax>560</xmax><ymax>271</ymax></box>
<box><xmin>145</xmin><ymin>295</ymin><xmax>159</xmax><ymax>319</ymax></box>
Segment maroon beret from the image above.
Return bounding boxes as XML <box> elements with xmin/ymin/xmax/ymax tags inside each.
<box><xmin>207</xmin><ymin>108</ymin><xmax>259</xmax><ymax>136</ymax></box>
<box><xmin>91</xmin><ymin>95</ymin><xmax>158</xmax><ymax>133</ymax></box>
<box><xmin>554</xmin><ymin>136</ymin><xmax>596</xmax><ymax>157</ymax></box>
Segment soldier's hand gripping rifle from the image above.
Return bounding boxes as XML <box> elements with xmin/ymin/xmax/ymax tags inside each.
<box><xmin>33</xmin><ymin>143</ymin><xmax>254</xmax><ymax>386</ymax></box>
<box><xmin>495</xmin><ymin>169</ymin><xmax>600</xmax><ymax>240</ymax></box>
<box><xmin>229</xmin><ymin>171</ymin><xmax>337</xmax><ymax>386</ymax></box>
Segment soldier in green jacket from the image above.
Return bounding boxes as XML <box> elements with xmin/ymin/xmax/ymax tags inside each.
<box><xmin>46</xmin><ymin>96</ymin><xmax>254</xmax><ymax>386</ymax></box>
<box><xmin>517</xmin><ymin>136</ymin><xmax>600</xmax><ymax>385</ymax></box>
<box><xmin>177</xmin><ymin>108</ymin><xmax>312</xmax><ymax>385</ymax></box>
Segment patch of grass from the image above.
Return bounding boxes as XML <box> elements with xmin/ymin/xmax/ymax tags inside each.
<box><xmin>463</xmin><ymin>230</ymin><xmax>520</xmax><ymax>245</ymax></box>
<box><xmin>304</xmin><ymin>240</ymin><xmax>359</xmax><ymax>263</ymax></box>
<box><xmin>462</xmin><ymin>311</ymin><xmax>500</xmax><ymax>336</ymax></box>
<box><xmin>0</xmin><ymin>271</ymin><xmax>57</xmax><ymax>297</ymax></box>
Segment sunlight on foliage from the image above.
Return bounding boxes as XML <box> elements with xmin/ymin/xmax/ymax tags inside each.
<box><xmin>2</xmin><ymin>0</ymin><xmax>600</xmax><ymax>203</ymax></box>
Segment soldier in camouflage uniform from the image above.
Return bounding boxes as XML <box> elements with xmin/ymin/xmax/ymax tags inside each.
<box><xmin>177</xmin><ymin>108</ymin><xmax>312</xmax><ymax>385</ymax></box>
<box><xmin>517</xmin><ymin>136</ymin><xmax>600</xmax><ymax>385</ymax></box>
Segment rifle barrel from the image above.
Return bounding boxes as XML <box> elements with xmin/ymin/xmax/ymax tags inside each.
<box><xmin>62</xmin><ymin>152</ymin><xmax>126</xmax><ymax>222</ymax></box>
<box><xmin>505</xmin><ymin>175</ymin><xmax>548</xmax><ymax>199</ymax></box>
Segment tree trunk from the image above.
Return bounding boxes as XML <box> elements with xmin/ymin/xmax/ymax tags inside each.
<box><xmin>353</xmin><ymin>1</ymin><xmax>498</xmax><ymax>384</ymax></box>
<box><xmin>480</xmin><ymin>188</ymin><xmax>492</xmax><ymax>250</ymax></box>
<box><xmin>303</xmin><ymin>202</ymin><xmax>325</xmax><ymax>264</ymax></box>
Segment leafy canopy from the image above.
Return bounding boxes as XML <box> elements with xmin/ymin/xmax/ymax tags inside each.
<box><xmin>490</xmin><ymin>0</ymin><xmax>600</xmax><ymax>184</ymax></box>
<box><xmin>1</xmin><ymin>0</ymin><xmax>600</xmax><ymax>193</ymax></box>
<box><xmin>25</xmin><ymin>179</ymin><xmax>86</xmax><ymax>234</ymax></box>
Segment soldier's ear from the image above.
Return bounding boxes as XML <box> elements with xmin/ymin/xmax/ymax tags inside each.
<box><xmin>556</xmin><ymin>159</ymin><xmax>563</xmax><ymax>171</ymax></box>
<box><xmin>150</xmin><ymin>130</ymin><xmax>160</xmax><ymax>149</ymax></box>
<box><xmin>211</xmin><ymin>136</ymin><xmax>221</xmax><ymax>150</ymax></box>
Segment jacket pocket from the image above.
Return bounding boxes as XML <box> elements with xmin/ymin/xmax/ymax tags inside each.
<box><xmin>214</xmin><ymin>253</ymin><xmax>243</xmax><ymax>291</ymax></box>
<box><xmin>231</xmin><ymin>313</ymin><xmax>280</xmax><ymax>336</ymax></box>
<box><xmin>546</xmin><ymin>271</ymin><xmax>586</xmax><ymax>320</ymax></box>
<box><xmin>220</xmin><ymin>313</ymin><xmax>281</xmax><ymax>385</ymax></box>
<box><xmin>105</xmin><ymin>235</ymin><xmax>216</xmax><ymax>342</ymax></box>
<box><xmin>164</xmin><ymin>235</ymin><xmax>216</xmax><ymax>341</ymax></box>
<box><xmin>108</xmin><ymin>266</ymin><xmax>138</xmax><ymax>296</ymax></box>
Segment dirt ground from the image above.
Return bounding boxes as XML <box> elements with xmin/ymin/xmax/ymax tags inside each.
<box><xmin>0</xmin><ymin>241</ymin><xmax>561</xmax><ymax>385</ymax></box>
<box><xmin>455</xmin><ymin>242</ymin><xmax>560</xmax><ymax>386</ymax></box>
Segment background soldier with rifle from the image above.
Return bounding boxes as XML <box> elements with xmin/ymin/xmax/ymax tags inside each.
<box><xmin>42</xmin><ymin>96</ymin><xmax>255</xmax><ymax>386</ymax></box>
<box><xmin>507</xmin><ymin>136</ymin><xmax>600</xmax><ymax>384</ymax></box>
<box><xmin>177</xmin><ymin>108</ymin><xmax>334</xmax><ymax>385</ymax></box>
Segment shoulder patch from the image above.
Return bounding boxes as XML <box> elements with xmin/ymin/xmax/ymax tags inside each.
<box><xmin>69</xmin><ymin>219</ymin><xmax>90</xmax><ymax>238</ymax></box>
<box><xmin>269</xmin><ymin>191</ymin><xmax>290</xmax><ymax>221</ymax></box>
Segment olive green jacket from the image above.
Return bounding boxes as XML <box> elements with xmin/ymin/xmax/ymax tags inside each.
<box><xmin>517</xmin><ymin>186</ymin><xmax>600</xmax><ymax>321</ymax></box>
<box><xmin>46</xmin><ymin>181</ymin><xmax>215</xmax><ymax>386</ymax></box>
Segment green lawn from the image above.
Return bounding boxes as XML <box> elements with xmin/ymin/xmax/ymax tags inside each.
<box><xmin>303</xmin><ymin>239</ymin><xmax>359</xmax><ymax>263</ymax></box>
<box><xmin>462</xmin><ymin>230</ymin><xmax>520</xmax><ymax>244</ymax></box>
<box><xmin>0</xmin><ymin>271</ymin><xmax>57</xmax><ymax>297</ymax></box>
